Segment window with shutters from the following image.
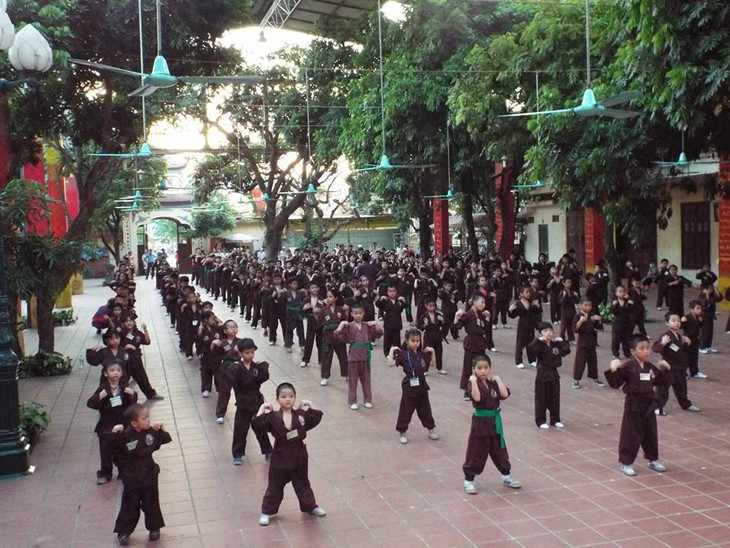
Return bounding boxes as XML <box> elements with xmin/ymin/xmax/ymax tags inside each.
<box><xmin>681</xmin><ymin>202</ymin><xmax>710</xmax><ymax>270</ymax></box>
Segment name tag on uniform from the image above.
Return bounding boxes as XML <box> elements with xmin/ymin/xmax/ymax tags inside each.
<box><xmin>192</xmin><ymin>320</ymin><xmax>199</xmax><ymax>326</ymax></box>
<box><xmin>224</xmin><ymin>344</ymin><xmax>231</xmax><ymax>351</ymax></box>
<box><xmin>126</xmin><ymin>440</ymin><xmax>138</xmax><ymax>451</ymax></box>
<box><xmin>409</xmin><ymin>377</ymin><xmax>420</xmax><ymax>387</ymax></box>
<box><xmin>109</xmin><ymin>395</ymin><xmax>122</xmax><ymax>407</ymax></box>
<box><xmin>669</xmin><ymin>343</ymin><xmax>679</xmax><ymax>352</ymax></box>
<box><xmin>286</xmin><ymin>430</ymin><xmax>299</xmax><ymax>440</ymax></box>
<box><xmin>639</xmin><ymin>372</ymin><xmax>652</xmax><ymax>381</ymax></box>
<box><xmin>126</xmin><ymin>333</ymin><xmax>135</xmax><ymax>340</ymax></box>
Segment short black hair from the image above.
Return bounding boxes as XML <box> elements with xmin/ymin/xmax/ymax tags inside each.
<box><xmin>471</xmin><ymin>354</ymin><xmax>491</xmax><ymax>368</ymax></box>
<box><xmin>123</xmin><ymin>403</ymin><xmax>146</xmax><ymax>425</ymax></box>
<box><xmin>628</xmin><ymin>334</ymin><xmax>649</xmax><ymax>350</ymax></box>
<box><xmin>276</xmin><ymin>382</ymin><xmax>296</xmax><ymax>397</ymax></box>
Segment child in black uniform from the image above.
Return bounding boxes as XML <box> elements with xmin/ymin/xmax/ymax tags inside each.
<box><xmin>253</xmin><ymin>383</ymin><xmax>326</xmax><ymax>526</ymax></box>
<box><xmin>112</xmin><ymin>403</ymin><xmax>172</xmax><ymax>545</ymax></box>
<box><xmin>605</xmin><ymin>335</ymin><xmax>671</xmax><ymax>476</ymax></box>
<box><xmin>387</xmin><ymin>329</ymin><xmax>439</xmax><ymax>444</ymax></box>
<box><xmin>226</xmin><ymin>338</ymin><xmax>273</xmax><ymax>465</ymax></box>
<box><xmin>419</xmin><ymin>298</ymin><xmax>445</xmax><ymax>374</ymax></box>
<box><xmin>528</xmin><ymin>322</ymin><xmax>571</xmax><ymax>429</ymax></box>
<box><xmin>462</xmin><ymin>355</ymin><xmax>521</xmax><ymax>494</ymax></box>
<box><xmin>86</xmin><ymin>359</ymin><xmax>137</xmax><ymax>485</ymax></box>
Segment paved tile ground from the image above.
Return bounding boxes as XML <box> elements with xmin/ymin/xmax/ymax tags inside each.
<box><xmin>2</xmin><ymin>277</ymin><xmax>730</xmax><ymax>547</ymax></box>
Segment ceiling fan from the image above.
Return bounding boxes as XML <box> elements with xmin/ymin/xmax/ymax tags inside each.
<box><xmin>356</xmin><ymin>0</ymin><xmax>434</xmax><ymax>172</ymax></box>
<box><xmin>501</xmin><ymin>0</ymin><xmax>640</xmax><ymax>119</ymax></box>
<box><xmin>71</xmin><ymin>0</ymin><xmax>264</xmax><ymax>98</ymax></box>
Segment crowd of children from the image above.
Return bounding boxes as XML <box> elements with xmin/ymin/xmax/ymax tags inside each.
<box><xmin>85</xmin><ymin>248</ymin><xmax>721</xmax><ymax>543</ymax></box>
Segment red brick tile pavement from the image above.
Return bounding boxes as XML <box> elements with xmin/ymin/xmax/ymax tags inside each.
<box><xmin>2</xmin><ymin>278</ymin><xmax>729</xmax><ymax>547</ymax></box>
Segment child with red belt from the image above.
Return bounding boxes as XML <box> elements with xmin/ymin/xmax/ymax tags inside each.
<box><xmin>387</xmin><ymin>329</ymin><xmax>439</xmax><ymax>444</ymax></box>
<box><xmin>253</xmin><ymin>383</ymin><xmax>326</xmax><ymax>526</ymax></box>
<box><xmin>462</xmin><ymin>354</ymin><xmax>521</xmax><ymax>494</ymax></box>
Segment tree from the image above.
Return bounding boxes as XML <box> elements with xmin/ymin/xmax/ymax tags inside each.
<box><xmin>190</xmin><ymin>38</ymin><xmax>357</xmax><ymax>260</ymax></box>
<box><xmin>88</xmin><ymin>158</ymin><xmax>166</xmax><ymax>262</ymax></box>
<box><xmin>190</xmin><ymin>193</ymin><xmax>237</xmax><ymax>238</ymax></box>
<box><xmin>340</xmin><ymin>0</ymin><xmax>525</xmax><ymax>257</ymax></box>
<box><xmin>2</xmin><ymin>0</ymin><xmax>252</xmax><ymax>352</ymax></box>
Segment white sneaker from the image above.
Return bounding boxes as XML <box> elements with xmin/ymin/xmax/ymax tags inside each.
<box><xmin>349</xmin><ymin>403</ymin><xmax>359</xmax><ymax>410</ymax></box>
<box><xmin>216</xmin><ymin>417</ymin><xmax>224</xmax><ymax>425</ymax></box>
<box><xmin>699</xmin><ymin>348</ymin><xmax>709</xmax><ymax>354</ymax></box>
<box><xmin>554</xmin><ymin>422</ymin><xmax>565</xmax><ymax>428</ymax></box>
<box><xmin>428</xmin><ymin>429</ymin><xmax>439</xmax><ymax>440</ymax></box>
<box><xmin>529</xmin><ymin>361</ymin><xmax>537</xmax><ymax>368</ymax></box>
<box><xmin>268</xmin><ymin>341</ymin><xmax>275</xmax><ymax>346</ymax></box>
<box><xmin>310</xmin><ymin>506</ymin><xmax>326</xmax><ymax>517</ymax></box>
<box><xmin>464</xmin><ymin>480</ymin><xmax>477</xmax><ymax>494</ymax></box>
<box><xmin>437</xmin><ymin>370</ymin><xmax>447</xmax><ymax>375</ymax></box>
<box><xmin>489</xmin><ymin>347</ymin><xmax>498</xmax><ymax>353</ymax></box>
<box><xmin>399</xmin><ymin>435</ymin><xmax>408</xmax><ymax>444</ymax></box>
<box><xmin>621</xmin><ymin>464</ymin><xmax>636</xmax><ymax>476</ymax></box>
<box><xmin>320</xmin><ymin>378</ymin><xmax>328</xmax><ymax>386</ymax></box>
<box><xmin>539</xmin><ymin>423</ymin><xmax>549</xmax><ymax>429</ymax></box>
<box><xmin>258</xmin><ymin>513</ymin><xmax>271</xmax><ymax>526</ymax></box>
<box><xmin>299</xmin><ymin>361</ymin><xmax>308</xmax><ymax>368</ymax></box>
<box><xmin>686</xmin><ymin>405</ymin><xmax>700</xmax><ymax>412</ymax></box>
<box><xmin>202</xmin><ymin>390</ymin><xmax>210</xmax><ymax>398</ymax></box>
<box><xmin>516</xmin><ymin>363</ymin><xmax>525</xmax><ymax>369</ymax></box>
<box><xmin>708</xmin><ymin>348</ymin><xmax>718</xmax><ymax>353</ymax></box>
<box><xmin>364</xmin><ymin>402</ymin><xmax>373</xmax><ymax>409</ymax></box>
<box><xmin>648</xmin><ymin>460</ymin><xmax>666</xmax><ymax>473</ymax></box>
<box><xmin>692</xmin><ymin>372</ymin><xmax>708</xmax><ymax>379</ymax></box>
<box><xmin>286</xmin><ymin>347</ymin><xmax>293</xmax><ymax>353</ymax></box>
<box><xmin>502</xmin><ymin>476</ymin><xmax>521</xmax><ymax>489</ymax></box>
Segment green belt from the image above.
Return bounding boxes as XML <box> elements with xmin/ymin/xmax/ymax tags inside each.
<box><xmin>286</xmin><ymin>306</ymin><xmax>302</xmax><ymax>320</ymax></box>
<box><xmin>351</xmin><ymin>342</ymin><xmax>373</xmax><ymax>371</ymax></box>
<box><xmin>321</xmin><ymin>323</ymin><xmax>339</xmax><ymax>353</ymax></box>
<box><xmin>473</xmin><ymin>408</ymin><xmax>505</xmax><ymax>448</ymax></box>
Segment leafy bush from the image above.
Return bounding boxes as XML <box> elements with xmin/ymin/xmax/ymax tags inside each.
<box><xmin>598</xmin><ymin>302</ymin><xmax>614</xmax><ymax>324</ymax></box>
<box><xmin>53</xmin><ymin>309</ymin><xmax>77</xmax><ymax>326</ymax></box>
<box><xmin>19</xmin><ymin>351</ymin><xmax>74</xmax><ymax>378</ymax></box>
<box><xmin>19</xmin><ymin>401</ymin><xmax>51</xmax><ymax>447</ymax></box>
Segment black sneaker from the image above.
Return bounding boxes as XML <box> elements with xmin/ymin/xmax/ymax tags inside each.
<box><xmin>117</xmin><ymin>533</ymin><xmax>130</xmax><ymax>545</ymax></box>
<box><xmin>149</xmin><ymin>530</ymin><xmax>161</xmax><ymax>541</ymax></box>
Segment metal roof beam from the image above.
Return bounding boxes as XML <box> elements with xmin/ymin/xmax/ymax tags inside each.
<box><xmin>260</xmin><ymin>0</ymin><xmax>304</xmax><ymax>29</ymax></box>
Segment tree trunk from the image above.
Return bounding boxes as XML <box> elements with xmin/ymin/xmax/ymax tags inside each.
<box><xmin>36</xmin><ymin>291</ymin><xmax>55</xmax><ymax>353</ymax></box>
<box><xmin>603</xmin><ymin>223</ymin><xmax>621</xmax><ymax>294</ymax></box>
<box><xmin>462</xmin><ymin>192</ymin><xmax>479</xmax><ymax>258</ymax></box>
<box><xmin>265</xmin><ymin>221</ymin><xmax>285</xmax><ymax>262</ymax></box>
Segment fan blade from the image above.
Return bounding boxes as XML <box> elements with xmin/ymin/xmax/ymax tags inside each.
<box><xmin>389</xmin><ymin>163</ymin><xmax>436</xmax><ymax>169</ymax></box>
<box><xmin>129</xmin><ymin>84</ymin><xmax>159</xmax><ymax>98</ymax></box>
<box><xmin>599</xmin><ymin>91</ymin><xmax>641</xmax><ymax>107</ymax></box>
<box><xmin>499</xmin><ymin>108</ymin><xmax>573</xmax><ymax>118</ymax></box>
<box><xmin>179</xmin><ymin>75</ymin><xmax>266</xmax><ymax>85</ymax></box>
<box><xmin>71</xmin><ymin>59</ymin><xmax>142</xmax><ymax>78</ymax></box>
<box><xmin>598</xmin><ymin>108</ymin><xmax>641</xmax><ymax>119</ymax></box>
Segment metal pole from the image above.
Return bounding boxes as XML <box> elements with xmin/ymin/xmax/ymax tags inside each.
<box><xmin>0</xmin><ymin>231</ymin><xmax>31</xmax><ymax>477</ymax></box>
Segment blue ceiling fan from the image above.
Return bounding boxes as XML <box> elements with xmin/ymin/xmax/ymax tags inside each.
<box><xmin>501</xmin><ymin>0</ymin><xmax>640</xmax><ymax>120</ymax></box>
<box><xmin>71</xmin><ymin>0</ymin><xmax>264</xmax><ymax>98</ymax></box>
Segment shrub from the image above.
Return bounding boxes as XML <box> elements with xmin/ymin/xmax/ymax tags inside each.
<box><xmin>19</xmin><ymin>351</ymin><xmax>74</xmax><ymax>378</ymax></box>
<box><xmin>598</xmin><ymin>302</ymin><xmax>614</xmax><ymax>324</ymax></box>
<box><xmin>53</xmin><ymin>309</ymin><xmax>78</xmax><ymax>326</ymax></box>
<box><xmin>19</xmin><ymin>401</ymin><xmax>51</xmax><ymax>447</ymax></box>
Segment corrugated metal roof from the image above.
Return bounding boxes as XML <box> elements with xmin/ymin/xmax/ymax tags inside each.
<box><xmin>251</xmin><ymin>0</ymin><xmax>376</xmax><ymax>33</ymax></box>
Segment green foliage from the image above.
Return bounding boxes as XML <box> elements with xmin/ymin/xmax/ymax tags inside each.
<box><xmin>191</xmin><ymin>194</ymin><xmax>237</xmax><ymax>238</ymax></box>
<box><xmin>52</xmin><ymin>309</ymin><xmax>77</xmax><ymax>326</ymax></box>
<box><xmin>598</xmin><ymin>302</ymin><xmax>614</xmax><ymax>325</ymax></box>
<box><xmin>19</xmin><ymin>401</ymin><xmax>51</xmax><ymax>447</ymax></box>
<box><xmin>19</xmin><ymin>351</ymin><xmax>73</xmax><ymax>378</ymax></box>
